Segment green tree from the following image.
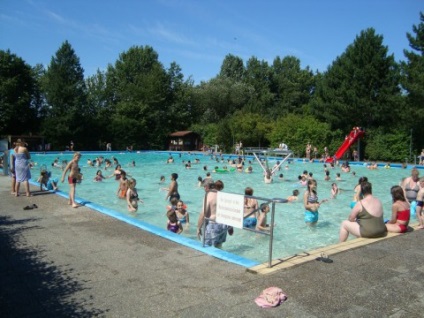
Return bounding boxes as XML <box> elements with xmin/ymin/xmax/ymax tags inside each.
<box><xmin>268</xmin><ymin>114</ymin><xmax>340</xmax><ymax>157</ymax></box>
<box><xmin>190</xmin><ymin>122</ymin><xmax>219</xmax><ymax>149</ymax></box>
<box><xmin>401</xmin><ymin>12</ymin><xmax>424</xmax><ymax>151</ymax></box>
<box><xmin>32</xmin><ymin>63</ymin><xmax>47</xmax><ymax>123</ymax></box>
<box><xmin>191</xmin><ymin>77</ymin><xmax>253</xmax><ymax>124</ymax></box>
<box><xmin>41</xmin><ymin>41</ymin><xmax>87</xmax><ymax>149</ymax></box>
<box><xmin>164</xmin><ymin>62</ymin><xmax>194</xmax><ymax>131</ymax></box>
<box><xmin>243</xmin><ymin>57</ymin><xmax>274</xmax><ymax>115</ymax></box>
<box><xmin>270</xmin><ymin>56</ymin><xmax>315</xmax><ymax>117</ymax></box>
<box><xmin>85</xmin><ymin>70</ymin><xmax>112</xmax><ymax>149</ymax></box>
<box><xmin>219</xmin><ymin>54</ymin><xmax>245</xmax><ymax>81</ymax></box>
<box><xmin>365</xmin><ymin>128</ymin><xmax>409</xmax><ymax>162</ymax></box>
<box><xmin>0</xmin><ymin>50</ymin><xmax>38</xmax><ymax>135</ymax></box>
<box><xmin>310</xmin><ymin>28</ymin><xmax>401</xmax><ymax>132</ymax></box>
<box><xmin>106</xmin><ymin>45</ymin><xmax>169</xmax><ymax>149</ymax></box>
<box><xmin>227</xmin><ymin>111</ymin><xmax>272</xmax><ymax>148</ymax></box>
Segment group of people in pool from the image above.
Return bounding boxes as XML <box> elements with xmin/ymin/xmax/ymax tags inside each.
<box><xmin>47</xmin><ymin>151</ymin><xmax>424</xmax><ymax>249</ymax></box>
<box><xmin>237</xmin><ymin>164</ymin><xmax>424</xmax><ymax>246</ymax></box>
<box><xmin>162</xmin><ymin>154</ymin><xmax>424</xmax><ymax>248</ymax></box>
<box><xmin>338</xmin><ymin>167</ymin><xmax>424</xmax><ymax>242</ymax></box>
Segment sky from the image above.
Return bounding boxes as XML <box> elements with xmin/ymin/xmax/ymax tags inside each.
<box><xmin>1</xmin><ymin>0</ymin><xmax>422</xmax><ymax>83</ymax></box>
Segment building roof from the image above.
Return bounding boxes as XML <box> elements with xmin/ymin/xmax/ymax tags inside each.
<box><xmin>169</xmin><ymin>131</ymin><xmax>198</xmax><ymax>137</ymax></box>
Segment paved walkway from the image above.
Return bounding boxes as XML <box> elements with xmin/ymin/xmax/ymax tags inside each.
<box><xmin>1</xmin><ymin>174</ymin><xmax>424</xmax><ymax>317</ymax></box>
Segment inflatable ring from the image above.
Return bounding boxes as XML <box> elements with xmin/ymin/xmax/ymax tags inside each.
<box><xmin>216</xmin><ymin>167</ymin><xmax>236</xmax><ymax>173</ymax></box>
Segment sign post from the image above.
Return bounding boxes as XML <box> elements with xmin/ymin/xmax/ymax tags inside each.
<box><xmin>216</xmin><ymin>192</ymin><xmax>244</xmax><ymax>229</ymax></box>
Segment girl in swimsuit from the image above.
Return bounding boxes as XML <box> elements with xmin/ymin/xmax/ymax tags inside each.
<box><xmin>165</xmin><ymin>173</ymin><xmax>180</xmax><ymax>201</ymax></box>
<box><xmin>166</xmin><ymin>208</ymin><xmax>183</xmax><ymax>234</ymax></box>
<box><xmin>331</xmin><ymin>183</ymin><xmax>339</xmax><ymax>199</ymax></box>
<box><xmin>94</xmin><ymin>170</ymin><xmax>105</xmax><ymax>182</ymax></box>
<box><xmin>386</xmin><ymin>185</ymin><xmax>410</xmax><ymax>233</ymax></box>
<box><xmin>109</xmin><ymin>164</ymin><xmax>122</xmax><ymax>180</ymax></box>
<box><xmin>117</xmin><ymin>170</ymin><xmax>128</xmax><ymax>199</ymax></box>
<box><xmin>303</xmin><ymin>179</ymin><xmax>327</xmax><ymax>226</ymax></box>
<box><xmin>175</xmin><ymin>200</ymin><xmax>189</xmax><ymax>224</ymax></box>
<box><xmin>126</xmin><ymin>178</ymin><xmax>142</xmax><ymax>212</ymax></box>
<box><xmin>351</xmin><ymin>176</ymin><xmax>368</xmax><ymax>208</ymax></box>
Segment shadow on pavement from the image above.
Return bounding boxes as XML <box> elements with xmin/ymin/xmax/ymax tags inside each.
<box><xmin>0</xmin><ymin>216</ymin><xmax>106</xmax><ymax>317</ymax></box>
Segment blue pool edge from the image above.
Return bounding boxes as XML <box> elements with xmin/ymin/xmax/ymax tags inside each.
<box><xmin>33</xmin><ymin>182</ymin><xmax>259</xmax><ymax>268</ymax></box>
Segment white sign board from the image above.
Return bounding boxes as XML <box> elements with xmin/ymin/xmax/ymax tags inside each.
<box><xmin>216</xmin><ymin>192</ymin><xmax>244</xmax><ymax>229</ymax></box>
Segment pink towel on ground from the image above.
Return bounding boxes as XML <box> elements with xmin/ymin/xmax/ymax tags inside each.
<box><xmin>255</xmin><ymin>287</ymin><xmax>287</xmax><ymax>308</ymax></box>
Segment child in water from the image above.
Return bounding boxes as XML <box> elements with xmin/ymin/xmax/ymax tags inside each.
<box><xmin>37</xmin><ymin>170</ymin><xmax>58</xmax><ymax>191</ymax></box>
<box><xmin>287</xmin><ymin>189</ymin><xmax>299</xmax><ymax>202</ymax></box>
<box><xmin>256</xmin><ymin>203</ymin><xmax>272</xmax><ymax>232</ymax></box>
<box><xmin>117</xmin><ymin>170</ymin><xmax>128</xmax><ymax>198</ymax></box>
<box><xmin>126</xmin><ymin>178</ymin><xmax>142</xmax><ymax>212</ymax></box>
<box><xmin>175</xmin><ymin>200</ymin><xmax>189</xmax><ymax>224</ymax></box>
<box><xmin>93</xmin><ymin>170</ymin><xmax>105</xmax><ymax>182</ymax></box>
<box><xmin>303</xmin><ymin>179</ymin><xmax>328</xmax><ymax>226</ymax></box>
<box><xmin>166</xmin><ymin>199</ymin><xmax>183</xmax><ymax>234</ymax></box>
<box><xmin>331</xmin><ymin>183</ymin><xmax>340</xmax><ymax>199</ymax></box>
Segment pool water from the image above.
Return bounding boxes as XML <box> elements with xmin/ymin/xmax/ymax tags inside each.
<box><xmin>30</xmin><ymin>151</ymin><xmax>417</xmax><ymax>263</ymax></box>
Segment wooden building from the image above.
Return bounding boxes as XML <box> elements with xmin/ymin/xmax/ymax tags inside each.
<box><xmin>168</xmin><ymin>131</ymin><xmax>201</xmax><ymax>151</ymax></box>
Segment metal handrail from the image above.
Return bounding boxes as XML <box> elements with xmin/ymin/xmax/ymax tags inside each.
<box><xmin>200</xmin><ymin>194</ymin><xmax>288</xmax><ymax>268</ymax></box>
<box><xmin>237</xmin><ymin>195</ymin><xmax>288</xmax><ymax>267</ymax></box>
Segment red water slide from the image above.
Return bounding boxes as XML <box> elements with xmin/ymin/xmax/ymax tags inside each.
<box><xmin>326</xmin><ymin>127</ymin><xmax>364</xmax><ymax>163</ymax></box>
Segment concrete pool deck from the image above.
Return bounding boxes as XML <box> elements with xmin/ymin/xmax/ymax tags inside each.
<box><xmin>1</xmin><ymin>175</ymin><xmax>424</xmax><ymax>317</ymax></box>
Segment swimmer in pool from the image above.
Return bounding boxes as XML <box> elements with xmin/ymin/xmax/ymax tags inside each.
<box><xmin>287</xmin><ymin>189</ymin><xmax>299</xmax><ymax>202</ymax></box>
<box><xmin>303</xmin><ymin>179</ymin><xmax>327</xmax><ymax>226</ymax></box>
<box><xmin>351</xmin><ymin>176</ymin><xmax>368</xmax><ymax>208</ymax></box>
<box><xmin>264</xmin><ymin>168</ymin><xmax>273</xmax><ymax>184</ymax></box>
<box><xmin>175</xmin><ymin>200</ymin><xmax>189</xmax><ymax>224</ymax></box>
<box><xmin>256</xmin><ymin>203</ymin><xmax>271</xmax><ymax>232</ymax></box>
<box><xmin>385</xmin><ymin>185</ymin><xmax>410</xmax><ymax>233</ymax></box>
<box><xmin>93</xmin><ymin>170</ymin><xmax>106</xmax><ymax>182</ymax></box>
<box><xmin>415</xmin><ymin>178</ymin><xmax>424</xmax><ymax>229</ymax></box>
<box><xmin>165</xmin><ymin>173</ymin><xmax>180</xmax><ymax>202</ymax></box>
<box><xmin>109</xmin><ymin>164</ymin><xmax>122</xmax><ymax>180</ymax></box>
<box><xmin>243</xmin><ymin>187</ymin><xmax>259</xmax><ymax>229</ymax></box>
<box><xmin>167</xmin><ymin>199</ymin><xmax>183</xmax><ymax>234</ymax></box>
<box><xmin>126</xmin><ymin>178</ymin><xmax>142</xmax><ymax>212</ymax></box>
<box><xmin>331</xmin><ymin>183</ymin><xmax>339</xmax><ymax>199</ymax></box>
<box><xmin>117</xmin><ymin>170</ymin><xmax>128</xmax><ymax>199</ymax></box>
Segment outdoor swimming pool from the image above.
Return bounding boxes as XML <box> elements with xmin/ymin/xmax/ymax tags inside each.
<box><xmin>29</xmin><ymin>151</ymin><xmax>419</xmax><ymax>264</ymax></box>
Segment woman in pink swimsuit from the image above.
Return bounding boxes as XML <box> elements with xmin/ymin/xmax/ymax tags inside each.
<box><xmin>386</xmin><ymin>185</ymin><xmax>410</xmax><ymax>233</ymax></box>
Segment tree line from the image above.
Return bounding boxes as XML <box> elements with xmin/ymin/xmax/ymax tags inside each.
<box><xmin>1</xmin><ymin>12</ymin><xmax>423</xmax><ymax>162</ymax></box>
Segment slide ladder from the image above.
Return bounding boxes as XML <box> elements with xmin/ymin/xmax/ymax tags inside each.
<box><xmin>326</xmin><ymin>127</ymin><xmax>364</xmax><ymax>163</ymax></box>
